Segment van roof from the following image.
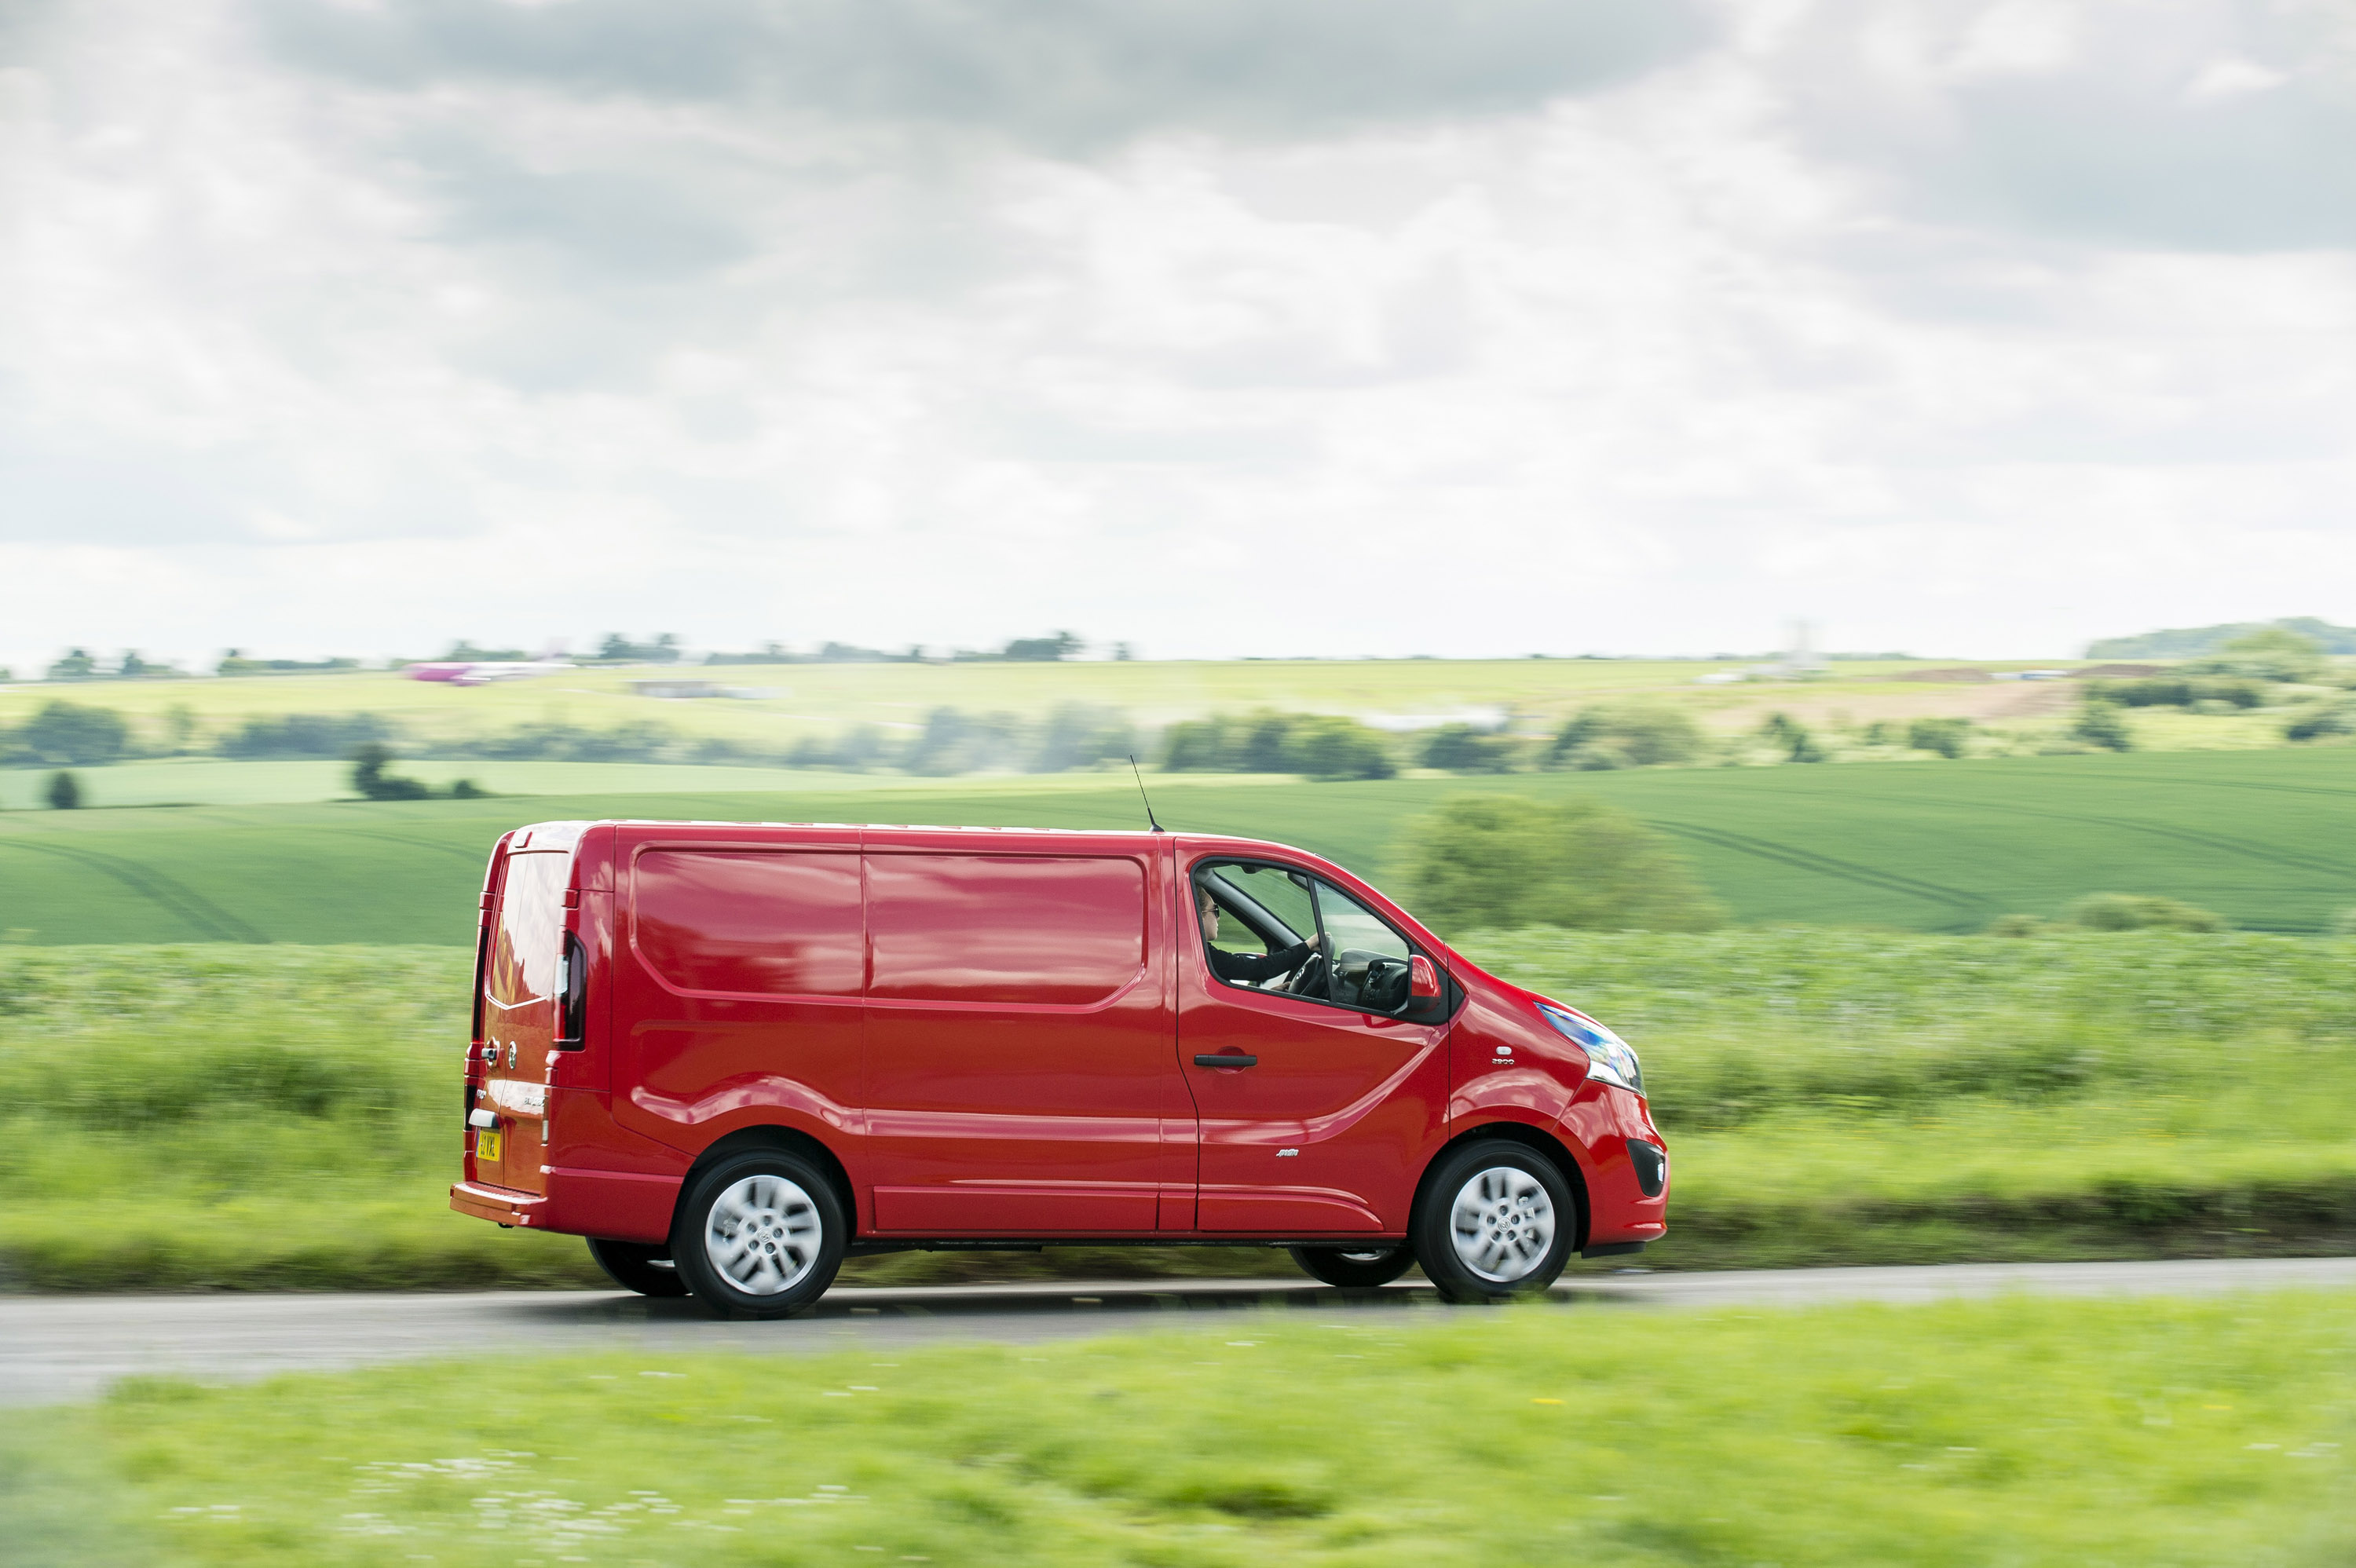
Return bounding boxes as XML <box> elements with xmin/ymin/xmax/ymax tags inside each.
<box><xmin>506</xmin><ymin>819</ymin><xmax>1297</xmax><ymax>850</ymax></box>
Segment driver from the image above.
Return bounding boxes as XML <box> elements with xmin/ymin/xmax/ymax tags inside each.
<box><xmin>1197</xmin><ymin>883</ymin><xmax>1325</xmax><ymax>984</ymax></box>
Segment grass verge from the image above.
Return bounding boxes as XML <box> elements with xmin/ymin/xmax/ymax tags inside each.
<box><xmin>9</xmin><ymin>1290</ymin><xmax>2353</xmax><ymax>1565</ymax></box>
<box><xmin>3</xmin><ymin>934</ymin><xmax>2354</xmax><ymax>1290</ymax></box>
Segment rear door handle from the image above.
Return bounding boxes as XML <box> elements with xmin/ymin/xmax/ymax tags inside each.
<box><xmin>1194</xmin><ymin>1054</ymin><xmax>1257</xmax><ymax>1069</ymax></box>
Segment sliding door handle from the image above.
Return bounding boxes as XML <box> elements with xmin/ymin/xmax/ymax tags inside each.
<box><xmin>1193</xmin><ymin>1053</ymin><xmax>1257</xmax><ymax>1069</ymax></box>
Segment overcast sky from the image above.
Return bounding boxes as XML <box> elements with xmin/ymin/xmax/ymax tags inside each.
<box><xmin>2</xmin><ymin>0</ymin><xmax>2351</xmax><ymax>667</ymax></box>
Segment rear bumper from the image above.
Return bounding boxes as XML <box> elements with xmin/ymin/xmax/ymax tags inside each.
<box><xmin>450</xmin><ymin>1180</ymin><xmax>544</xmax><ymax>1228</ymax></box>
<box><xmin>450</xmin><ymin>1167</ymin><xmax>682</xmax><ymax>1245</ymax></box>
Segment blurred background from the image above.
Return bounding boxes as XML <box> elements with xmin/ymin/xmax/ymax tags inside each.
<box><xmin>3</xmin><ymin>3</ymin><xmax>2354</xmax><ymax>1563</ymax></box>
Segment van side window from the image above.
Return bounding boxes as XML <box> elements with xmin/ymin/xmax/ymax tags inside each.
<box><xmin>1195</xmin><ymin>861</ymin><xmax>1419</xmax><ymax>1013</ymax></box>
<box><xmin>869</xmin><ymin>853</ymin><xmax>1146</xmax><ymax>1006</ymax></box>
<box><xmin>632</xmin><ymin>850</ymin><xmax>863</xmax><ymax>998</ymax></box>
<box><xmin>488</xmin><ymin>851</ymin><xmax>569</xmax><ymax>1007</ymax></box>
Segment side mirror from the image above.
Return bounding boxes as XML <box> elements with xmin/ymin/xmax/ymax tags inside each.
<box><xmin>1408</xmin><ymin>955</ymin><xmax>1441</xmax><ymax>1000</ymax></box>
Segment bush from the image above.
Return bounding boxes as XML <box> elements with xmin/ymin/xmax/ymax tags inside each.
<box><xmin>1906</xmin><ymin>718</ymin><xmax>1974</xmax><ymax>758</ymax></box>
<box><xmin>2285</xmin><ymin>700</ymin><xmax>2356</xmax><ymax>742</ymax></box>
<box><xmin>1394</xmin><ymin>795</ymin><xmax>1727</xmax><ymax>936</ymax></box>
<box><xmin>1420</xmin><ymin>724</ymin><xmax>1519</xmax><ymax>773</ymax></box>
<box><xmin>1546</xmin><ymin>704</ymin><xmax>1707</xmax><ymax>770</ymax></box>
<box><xmin>2089</xmin><ymin>677</ymin><xmax>2266</xmax><ymax>709</ymax></box>
<box><xmin>2070</xmin><ymin>699</ymin><xmax>2135</xmax><ymax>751</ymax></box>
<box><xmin>1758</xmin><ymin>712</ymin><xmax>1826</xmax><ymax>763</ymax></box>
<box><xmin>1159</xmin><ymin>711</ymin><xmax>1396</xmax><ymax>779</ymax></box>
<box><xmin>1030</xmin><ymin>704</ymin><xmax>1136</xmax><ymax>773</ymax></box>
<box><xmin>43</xmin><ymin>771</ymin><xmax>81</xmax><ymax>810</ymax></box>
<box><xmin>12</xmin><ymin>700</ymin><xmax>128</xmax><ymax>766</ymax></box>
<box><xmin>441</xmin><ymin>719</ymin><xmax>675</xmax><ymax>763</ymax></box>
<box><xmin>217</xmin><ymin>712</ymin><xmax>397</xmax><ymax>759</ymax></box>
<box><xmin>1291</xmin><ymin>716</ymin><xmax>1397</xmax><ymax>780</ymax></box>
<box><xmin>785</xmin><ymin>725</ymin><xmax>887</xmax><ymax>771</ymax></box>
<box><xmin>2062</xmin><ymin>893</ymin><xmax>2228</xmax><ymax>933</ymax></box>
<box><xmin>903</xmin><ymin>707</ymin><xmax>1027</xmax><ymax>776</ymax></box>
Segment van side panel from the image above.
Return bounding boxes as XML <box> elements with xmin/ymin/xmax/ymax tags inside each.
<box><xmin>862</xmin><ymin>839</ymin><xmax>1188</xmax><ymax>1234</ymax></box>
<box><xmin>609</xmin><ymin>827</ymin><xmax>866</xmax><ymax>1170</ymax></box>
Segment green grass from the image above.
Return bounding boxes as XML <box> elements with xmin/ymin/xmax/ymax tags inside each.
<box><xmin>8</xmin><ymin>1292</ymin><xmax>2354</xmax><ymax>1565</ymax></box>
<box><xmin>4</xmin><ymin>935</ymin><xmax>2352</xmax><ymax>1292</ymax></box>
<box><xmin>2</xmin><ymin>746</ymin><xmax>2352</xmax><ymax>944</ymax></box>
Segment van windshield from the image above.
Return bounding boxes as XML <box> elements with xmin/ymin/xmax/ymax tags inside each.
<box><xmin>488</xmin><ymin>852</ymin><xmax>569</xmax><ymax>1007</ymax></box>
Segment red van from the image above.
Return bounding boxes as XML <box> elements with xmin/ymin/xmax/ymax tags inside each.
<box><xmin>452</xmin><ymin>820</ymin><xmax>1668</xmax><ymax>1315</ymax></box>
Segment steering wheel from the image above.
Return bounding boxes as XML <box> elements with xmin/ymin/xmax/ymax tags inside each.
<box><xmin>1283</xmin><ymin>943</ymin><xmax>1331</xmax><ymax>1000</ymax></box>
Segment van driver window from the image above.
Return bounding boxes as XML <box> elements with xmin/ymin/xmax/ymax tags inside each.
<box><xmin>1196</xmin><ymin>862</ymin><xmax>1419</xmax><ymax>1013</ymax></box>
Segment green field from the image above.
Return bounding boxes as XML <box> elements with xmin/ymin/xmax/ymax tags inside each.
<box><xmin>3</xmin><ymin>747</ymin><xmax>2351</xmax><ymax>944</ymax></box>
<box><xmin>9</xmin><ymin>1292</ymin><xmax>2353</xmax><ymax>1566</ymax></box>
<box><xmin>0</xmin><ymin>657</ymin><xmax>2093</xmax><ymax>745</ymax></box>
<box><xmin>5</xmin><ymin>934</ymin><xmax>2351</xmax><ymax>1293</ymax></box>
<box><xmin>4</xmin><ymin>653</ymin><xmax>2326</xmax><ymax>771</ymax></box>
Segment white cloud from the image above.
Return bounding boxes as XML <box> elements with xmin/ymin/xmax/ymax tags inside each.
<box><xmin>2184</xmin><ymin>56</ymin><xmax>2288</xmax><ymax>101</ymax></box>
<box><xmin>0</xmin><ymin>0</ymin><xmax>2351</xmax><ymax>671</ymax></box>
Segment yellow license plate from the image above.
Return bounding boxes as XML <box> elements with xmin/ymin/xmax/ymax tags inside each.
<box><xmin>476</xmin><ymin>1128</ymin><xmax>503</xmax><ymax>1162</ymax></box>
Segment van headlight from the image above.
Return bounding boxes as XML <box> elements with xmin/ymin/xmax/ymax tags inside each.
<box><xmin>1535</xmin><ymin>1002</ymin><xmax>1644</xmax><ymax>1096</ymax></box>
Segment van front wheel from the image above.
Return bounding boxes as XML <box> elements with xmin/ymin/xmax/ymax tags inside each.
<box><xmin>586</xmin><ymin>1237</ymin><xmax>690</xmax><ymax>1297</ymax></box>
<box><xmin>1410</xmin><ymin>1140</ymin><xmax>1574</xmax><ymax>1303</ymax></box>
<box><xmin>1288</xmin><ymin>1245</ymin><xmax>1414</xmax><ymax>1289</ymax></box>
<box><xmin>671</xmin><ymin>1150</ymin><xmax>847</xmax><ymax>1318</ymax></box>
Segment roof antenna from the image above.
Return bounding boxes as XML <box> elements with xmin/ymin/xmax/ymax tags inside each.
<box><xmin>1128</xmin><ymin>754</ymin><xmax>1165</xmax><ymax>834</ymax></box>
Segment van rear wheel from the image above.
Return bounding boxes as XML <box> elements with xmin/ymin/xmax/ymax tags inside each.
<box><xmin>671</xmin><ymin>1149</ymin><xmax>846</xmax><ymax>1318</ymax></box>
<box><xmin>586</xmin><ymin>1237</ymin><xmax>690</xmax><ymax>1297</ymax></box>
<box><xmin>1410</xmin><ymin>1139</ymin><xmax>1574</xmax><ymax>1303</ymax></box>
<box><xmin>1288</xmin><ymin>1245</ymin><xmax>1414</xmax><ymax>1289</ymax></box>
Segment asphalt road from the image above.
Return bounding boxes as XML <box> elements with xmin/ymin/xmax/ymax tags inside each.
<box><xmin>5</xmin><ymin>1256</ymin><xmax>2352</xmax><ymax>1408</ymax></box>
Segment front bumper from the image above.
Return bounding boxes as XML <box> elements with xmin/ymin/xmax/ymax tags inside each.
<box><xmin>1561</xmin><ymin>1083</ymin><xmax>1670</xmax><ymax>1250</ymax></box>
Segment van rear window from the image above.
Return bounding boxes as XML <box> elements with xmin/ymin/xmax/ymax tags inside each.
<box><xmin>631</xmin><ymin>850</ymin><xmax>863</xmax><ymax>998</ymax></box>
<box><xmin>488</xmin><ymin>851</ymin><xmax>569</xmax><ymax>1007</ymax></box>
<box><xmin>868</xmin><ymin>853</ymin><xmax>1145</xmax><ymax>1007</ymax></box>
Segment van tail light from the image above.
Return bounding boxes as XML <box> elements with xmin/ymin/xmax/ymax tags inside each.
<box><xmin>469</xmin><ymin>915</ymin><xmax>492</xmax><ymax>1049</ymax></box>
<box><xmin>1408</xmin><ymin>955</ymin><xmax>1441</xmax><ymax>1000</ymax></box>
<box><xmin>555</xmin><ymin>930</ymin><xmax>588</xmax><ymax>1049</ymax></box>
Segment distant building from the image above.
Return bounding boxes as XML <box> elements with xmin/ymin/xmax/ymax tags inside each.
<box><xmin>630</xmin><ymin>680</ymin><xmax>781</xmax><ymax>700</ymax></box>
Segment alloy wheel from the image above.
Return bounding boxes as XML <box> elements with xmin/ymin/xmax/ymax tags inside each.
<box><xmin>1448</xmin><ymin>1165</ymin><xmax>1557</xmax><ymax>1284</ymax></box>
<box><xmin>703</xmin><ymin>1173</ymin><xmax>821</xmax><ymax>1296</ymax></box>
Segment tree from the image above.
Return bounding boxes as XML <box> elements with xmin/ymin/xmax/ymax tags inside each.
<box><xmin>350</xmin><ymin>743</ymin><xmax>430</xmax><ymax>801</ymax></box>
<box><xmin>2071</xmin><ymin>698</ymin><xmax>2135</xmax><ymax>751</ymax></box>
<box><xmin>21</xmin><ymin>700</ymin><xmax>128</xmax><ymax>766</ymax></box>
<box><xmin>1396</xmin><ymin>795</ymin><xmax>1727</xmax><ymax>937</ymax></box>
<box><xmin>46</xmin><ymin>649</ymin><xmax>97</xmax><ymax>681</ymax></box>
<box><xmin>1003</xmin><ymin>630</ymin><xmax>1081</xmax><ymax>662</ymax></box>
<box><xmin>45</xmin><ymin>770</ymin><xmax>82</xmax><ymax>810</ymax></box>
<box><xmin>2196</xmin><ymin>627</ymin><xmax>2325</xmax><ymax>684</ymax></box>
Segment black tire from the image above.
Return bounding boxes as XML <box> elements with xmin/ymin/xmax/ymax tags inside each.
<box><xmin>669</xmin><ymin>1147</ymin><xmax>847</xmax><ymax>1318</ymax></box>
<box><xmin>1288</xmin><ymin>1245</ymin><xmax>1415</xmax><ymax>1289</ymax></box>
<box><xmin>1410</xmin><ymin>1139</ymin><xmax>1575</xmax><ymax>1303</ymax></box>
<box><xmin>586</xmin><ymin>1237</ymin><xmax>690</xmax><ymax>1297</ymax></box>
